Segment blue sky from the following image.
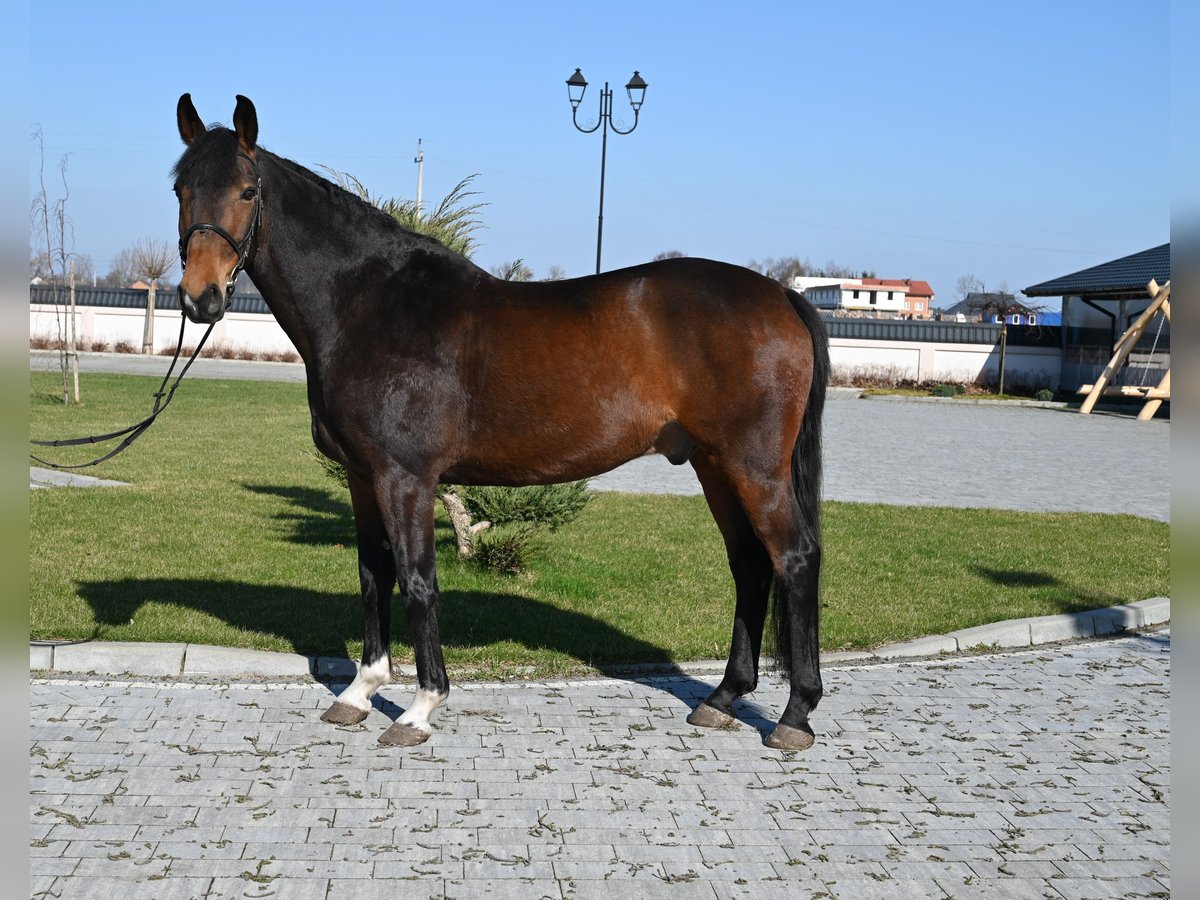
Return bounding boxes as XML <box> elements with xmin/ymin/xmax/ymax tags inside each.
<box><xmin>29</xmin><ymin>0</ymin><xmax>1167</xmax><ymax>306</ymax></box>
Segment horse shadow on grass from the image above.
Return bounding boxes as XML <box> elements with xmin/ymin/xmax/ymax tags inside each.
<box><xmin>79</xmin><ymin>480</ymin><xmax>781</xmax><ymax>736</ymax></box>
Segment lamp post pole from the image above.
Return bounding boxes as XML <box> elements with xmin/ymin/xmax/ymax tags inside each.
<box><xmin>565</xmin><ymin>68</ymin><xmax>648</xmax><ymax>274</ymax></box>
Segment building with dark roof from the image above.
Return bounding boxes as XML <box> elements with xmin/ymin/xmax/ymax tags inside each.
<box><xmin>1023</xmin><ymin>244</ymin><xmax>1169</xmax><ymax>393</ymax></box>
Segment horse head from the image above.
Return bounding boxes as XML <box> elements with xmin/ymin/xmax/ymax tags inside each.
<box><xmin>173</xmin><ymin>93</ymin><xmax>261</xmax><ymax>323</ymax></box>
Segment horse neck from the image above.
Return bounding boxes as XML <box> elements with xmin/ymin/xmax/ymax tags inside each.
<box><xmin>245</xmin><ymin>152</ymin><xmax>410</xmax><ymax>366</ymax></box>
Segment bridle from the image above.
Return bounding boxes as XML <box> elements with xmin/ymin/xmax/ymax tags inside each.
<box><xmin>178</xmin><ymin>148</ymin><xmax>263</xmax><ymax>303</ymax></box>
<box><xmin>29</xmin><ymin>151</ymin><xmax>264</xmax><ymax>471</ymax></box>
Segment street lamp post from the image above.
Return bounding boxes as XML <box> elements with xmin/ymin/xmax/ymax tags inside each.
<box><xmin>565</xmin><ymin>68</ymin><xmax>648</xmax><ymax>274</ymax></box>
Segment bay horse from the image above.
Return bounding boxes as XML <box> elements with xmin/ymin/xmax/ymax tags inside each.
<box><xmin>172</xmin><ymin>94</ymin><xmax>829</xmax><ymax>751</ymax></box>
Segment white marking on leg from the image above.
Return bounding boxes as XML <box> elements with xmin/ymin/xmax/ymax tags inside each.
<box><xmin>335</xmin><ymin>655</ymin><xmax>392</xmax><ymax>712</ymax></box>
<box><xmin>397</xmin><ymin>687</ymin><xmax>448</xmax><ymax>734</ymax></box>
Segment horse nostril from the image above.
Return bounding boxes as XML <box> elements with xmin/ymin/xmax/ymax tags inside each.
<box><xmin>180</xmin><ymin>293</ymin><xmax>198</xmax><ymax>320</ymax></box>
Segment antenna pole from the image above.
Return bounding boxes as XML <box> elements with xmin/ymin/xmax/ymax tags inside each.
<box><xmin>414</xmin><ymin>139</ymin><xmax>424</xmax><ymax>217</ymax></box>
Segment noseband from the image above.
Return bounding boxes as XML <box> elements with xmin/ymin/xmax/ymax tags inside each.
<box><xmin>178</xmin><ymin>149</ymin><xmax>262</xmax><ymax>301</ymax></box>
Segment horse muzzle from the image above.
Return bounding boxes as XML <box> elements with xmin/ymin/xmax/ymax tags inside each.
<box><xmin>179</xmin><ymin>283</ymin><xmax>229</xmax><ymax>324</ymax></box>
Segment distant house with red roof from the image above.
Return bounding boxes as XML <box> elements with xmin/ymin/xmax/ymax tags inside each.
<box><xmin>860</xmin><ymin>278</ymin><xmax>935</xmax><ymax>319</ymax></box>
<box><xmin>793</xmin><ymin>275</ymin><xmax>935</xmax><ymax>319</ymax></box>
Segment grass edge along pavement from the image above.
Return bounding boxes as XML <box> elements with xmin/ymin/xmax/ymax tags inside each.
<box><xmin>30</xmin><ymin>372</ymin><xmax>1170</xmax><ymax>676</ymax></box>
<box><xmin>29</xmin><ymin>596</ymin><xmax>1171</xmax><ymax>680</ymax></box>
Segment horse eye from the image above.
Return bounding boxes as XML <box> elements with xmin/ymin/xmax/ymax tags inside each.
<box><xmin>241</xmin><ymin>187</ymin><xmax>257</xmax><ymax>201</ymax></box>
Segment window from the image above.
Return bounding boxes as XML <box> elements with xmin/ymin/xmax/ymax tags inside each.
<box><xmin>852</xmin><ymin>290</ymin><xmax>860</xmax><ymax>299</ymax></box>
<box><xmin>869</xmin><ymin>291</ymin><xmax>877</xmax><ymax>305</ymax></box>
<box><xmin>915</xmin><ymin>302</ymin><xmax>923</xmax><ymax>311</ymax></box>
<box><xmin>903</xmin><ymin>300</ymin><xmax>911</xmax><ymax>309</ymax></box>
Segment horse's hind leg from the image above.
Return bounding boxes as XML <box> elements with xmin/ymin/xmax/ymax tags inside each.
<box><xmin>734</xmin><ymin>475</ymin><xmax>823</xmax><ymax>752</ymax></box>
<box><xmin>687</xmin><ymin>456</ymin><xmax>773</xmax><ymax>729</ymax></box>
<box><xmin>322</xmin><ymin>472</ymin><xmax>396</xmax><ymax>726</ymax></box>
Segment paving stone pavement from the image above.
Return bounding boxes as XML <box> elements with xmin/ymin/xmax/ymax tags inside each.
<box><xmin>592</xmin><ymin>399</ymin><xmax>1170</xmax><ymax>523</ymax></box>
<box><xmin>30</xmin><ymin>630</ymin><xmax>1169</xmax><ymax>899</ymax></box>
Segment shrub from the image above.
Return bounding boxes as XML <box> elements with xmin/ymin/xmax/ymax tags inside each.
<box><xmin>459</xmin><ymin>481</ymin><xmax>591</xmax><ymax>531</ymax></box>
<box><xmin>1035</xmin><ymin>388</ymin><xmax>1054</xmax><ymax>402</ymax></box>
<box><xmin>930</xmin><ymin>383</ymin><xmax>964</xmax><ymax>397</ymax></box>
<box><xmin>473</xmin><ymin>525</ymin><xmax>539</xmax><ymax>576</ymax></box>
<box><xmin>311</xmin><ymin>450</ymin><xmax>349</xmax><ymax>489</ymax></box>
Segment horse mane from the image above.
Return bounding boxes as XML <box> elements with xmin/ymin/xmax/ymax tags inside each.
<box><xmin>172</xmin><ymin>126</ymin><xmax>469</xmax><ymax>263</ymax></box>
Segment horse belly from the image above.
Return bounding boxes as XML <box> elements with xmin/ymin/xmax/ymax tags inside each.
<box><xmin>445</xmin><ymin>410</ymin><xmax>671</xmax><ymax>487</ymax></box>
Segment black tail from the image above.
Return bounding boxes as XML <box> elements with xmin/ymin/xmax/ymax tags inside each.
<box><xmin>769</xmin><ymin>289</ymin><xmax>829</xmax><ymax>677</ymax></box>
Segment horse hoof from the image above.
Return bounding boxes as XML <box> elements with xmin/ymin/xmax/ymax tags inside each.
<box><xmin>686</xmin><ymin>703</ymin><xmax>735</xmax><ymax>729</ymax></box>
<box><xmin>378</xmin><ymin>722</ymin><xmax>431</xmax><ymax>747</ymax></box>
<box><xmin>765</xmin><ymin>723</ymin><xmax>815</xmax><ymax>751</ymax></box>
<box><xmin>320</xmin><ymin>702</ymin><xmax>369</xmax><ymax>726</ymax></box>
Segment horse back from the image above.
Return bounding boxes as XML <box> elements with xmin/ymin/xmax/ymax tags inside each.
<box><xmin>443</xmin><ymin>257</ymin><xmax>819</xmax><ymax>485</ymax></box>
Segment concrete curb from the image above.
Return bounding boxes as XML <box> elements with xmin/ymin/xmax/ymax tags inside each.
<box><xmin>29</xmin><ymin>467</ymin><xmax>131</xmax><ymax>490</ymax></box>
<box><xmin>29</xmin><ymin>597</ymin><xmax>1169</xmax><ymax>680</ymax></box>
<box><xmin>857</xmin><ymin>393</ymin><xmax>1071</xmax><ymax>410</ymax></box>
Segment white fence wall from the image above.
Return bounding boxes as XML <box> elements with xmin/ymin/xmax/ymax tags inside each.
<box><xmin>832</xmin><ymin>338</ymin><xmax>1061</xmax><ymax>389</ymax></box>
<box><xmin>30</xmin><ymin>304</ymin><xmax>297</xmax><ymax>356</ymax></box>
<box><xmin>32</xmin><ymin>305</ymin><xmax>1063</xmax><ymax>388</ymax></box>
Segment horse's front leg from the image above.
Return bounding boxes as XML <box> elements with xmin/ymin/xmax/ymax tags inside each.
<box><xmin>374</xmin><ymin>474</ymin><xmax>449</xmax><ymax>747</ymax></box>
<box><xmin>321</xmin><ymin>472</ymin><xmax>396</xmax><ymax>726</ymax></box>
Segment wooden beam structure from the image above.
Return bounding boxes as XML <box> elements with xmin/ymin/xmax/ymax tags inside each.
<box><xmin>1076</xmin><ymin>279</ymin><xmax>1170</xmax><ymax>419</ymax></box>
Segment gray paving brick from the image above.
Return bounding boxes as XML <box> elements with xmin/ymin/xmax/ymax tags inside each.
<box><xmin>207</xmin><ymin>876</ymin><xmax>332</xmax><ymax>899</ymax></box>
<box><xmin>558</xmin><ymin>878</ymin><xmax>715</xmax><ymax>898</ymax></box>
<box><xmin>30</xmin><ymin>630</ymin><xmax>1169</xmax><ymax>899</ymax></box>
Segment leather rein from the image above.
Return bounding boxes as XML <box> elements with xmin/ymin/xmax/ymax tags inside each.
<box><xmin>30</xmin><ymin>151</ymin><xmax>263</xmax><ymax>471</ymax></box>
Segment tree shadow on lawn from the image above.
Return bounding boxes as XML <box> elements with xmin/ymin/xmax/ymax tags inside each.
<box><xmin>242</xmin><ymin>483</ymin><xmax>355</xmax><ymax>547</ymax></box>
<box><xmin>74</xmin><ymin>577</ymin><xmax>780</xmax><ymax>738</ymax></box>
<box><xmin>971</xmin><ymin>566</ymin><xmax>1129</xmax><ymax>611</ymax></box>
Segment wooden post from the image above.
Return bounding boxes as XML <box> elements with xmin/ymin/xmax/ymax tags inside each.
<box><xmin>1136</xmin><ymin>369</ymin><xmax>1171</xmax><ymax>420</ymax></box>
<box><xmin>142</xmin><ymin>279</ymin><xmax>157</xmax><ymax>354</ymax></box>
<box><xmin>997</xmin><ymin>319</ymin><xmax>1007</xmax><ymax>396</ymax></box>
<box><xmin>1078</xmin><ymin>280</ymin><xmax>1169</xmax><ymax>415</ymax></box>
<box><xmin>68</xmin><ymin>260</ymin><xmax>79</xmax><ymax>403</ymax></box>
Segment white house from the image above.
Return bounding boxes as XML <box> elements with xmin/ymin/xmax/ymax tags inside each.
<box><xmin>804</xmin><ymin>281</ymin><xmax>909</xmax><ymax>315</ymax></box>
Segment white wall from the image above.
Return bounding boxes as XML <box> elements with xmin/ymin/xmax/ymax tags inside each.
<box><xmin>832</xmin><ymin>338</ymin><xmax>1061</xmax><ymax>389</ymax></box>
<box><xmin>30</xmin><ymin>304</ymin><xmax>297</xmax><ymax>356</ymax></box>
<box><xmin>32</xmin><ymin>305</ymin><xmax>1062</xmax><ymax>388</ymax></box>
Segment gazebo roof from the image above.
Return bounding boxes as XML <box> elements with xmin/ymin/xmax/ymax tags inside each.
<box><xmin>1023</xmin><ymin>244</ymin><xmax>1169</xmax><ymax>299</ymax></box>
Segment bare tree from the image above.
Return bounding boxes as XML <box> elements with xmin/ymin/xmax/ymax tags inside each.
<box><xmin>131</xmin><ymin>239</ymin><xmax>178</xmax><ymax>353</ymax></box>
<box><xmin>958</xmin><ymin>278</ymin><xmax>1048</xmax><ymax>394</ymax></box>
<box><xmin>746</xmin><ymin>255</ymin><xmax>867</xmax><ymax>285</ymax></box>
<box><xmin>30</xmin><ymin>126</ymin><xmax>79</xmax><ymax>404</ymax></box>
<box><xmin>653</xmin><ymin>250</ymin><xmax>687</xmax><ymax>261</ymax></box>
<box><xmin>955</xmin><ymin>273</ymin><xmax>984</xmax><ymax>302</ymax></box>
<box><xmin>131</xmin><ymin>238</ymin><xmax>177</xmax><ymax>285</ymax></box>
<box><xmin>543</xmin><ymin>265</ymin><xmax>567</xmax><ymax>281</ymax></box>
<box><xmin>100</xmin><ymin>247</ymin><xmax>140</xmax><ymax>287</ymax></box>
<box><xmin>819</xmin><ymin>259</ymin><xmax>857</xmax><ymax>278</ymax></box>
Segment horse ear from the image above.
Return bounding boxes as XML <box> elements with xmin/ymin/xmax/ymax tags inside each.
<box><xmin>177</xmin><ymin>93</ymin><xmax>205</xmax><ymax>146</ymax></box>
<box><xmin>233</xmin><ymin>95</ymin><xmax>258</xmax><ymax>154</ymax></box>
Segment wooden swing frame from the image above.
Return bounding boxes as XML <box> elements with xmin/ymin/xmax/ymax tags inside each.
<box><xmin>1077</xmin><ymin>279</ymin><xmax>1170</xmax><ymax>420</ymax></box>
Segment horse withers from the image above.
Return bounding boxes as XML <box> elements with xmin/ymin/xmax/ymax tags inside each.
<box><xmin>172</xmin><ymin>94</ymin><xmax>830</xmax><ymax>751</ymax></box>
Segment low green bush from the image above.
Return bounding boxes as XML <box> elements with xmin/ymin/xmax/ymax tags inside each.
<box><xmin>930</xmin><ymin>383</ymin><xmax>965</xmax><ymax>397</ymax></box>
<box><xmin>460</xmin><ymin>481</ymin><xmax>591</xmax><ymax>531</ymax></box>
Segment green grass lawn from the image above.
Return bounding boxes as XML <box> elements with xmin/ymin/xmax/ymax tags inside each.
<box><xmin>30</xmin><ymin>371</ymin><xmax>1169</xmax><ymax>677</ymax></box>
